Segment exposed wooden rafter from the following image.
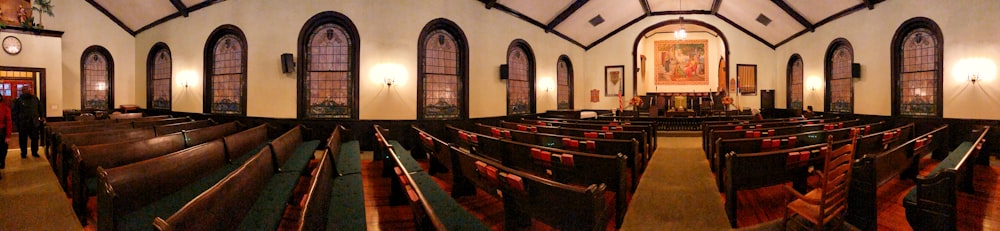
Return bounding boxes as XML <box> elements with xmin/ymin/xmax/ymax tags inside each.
<box><xmin>169</xmin><ymin>0</ymin><xmax>189</xmax><ymax>17</ymax></box>
<box><xmin>863</xmin><ymin>0</ymin><xmax>876</xmax><ymax>10</ymax></box>
<box><xmin>546</xmin><ymin>0</ymin><xmax>590</xmax><ymax>32</ymax></box>
<box><xmin>585</xmin><ymin>15</ymin><xmax>647</xmax><ymax>50</ymax></box>
<box><xmin>85</xmin><ymin>0</ymin><xmax>135</xmax><ymax>36</ymax></box>
<box><xmin>775</xmin><ymin>2</ymin><xmax>878</xmax><ymax>48</ymax></box>
<box><xmin>771</xmin><ymin>0</ymin><xmax>814</xmax><ymax>32</ymax></box>
<box><xmin>481</xmin><ymin>0</ymin><xmax>498</xmax><ymax>9</ymax></box>
<box><xmin>133</xmin><ymin>0</ymin><xmax>226</xmax><ymax>35</ymax></box>
<box><xmin>715</xmin><ymin>14</ymin><xmax>776</xmax><ymax>49</ymax></box>
<box><xmin>488</xmin><ymin>3</ymin><xmax>587</xmax><ymax>48</ymax></box>
<box><xmin>651</xmin><ymin>10</ymin><xmax>712</xmax><ymax>16</ymax></box>
<box><xmin>711</xmin><ymin>0</ymin><xmax>722</xmax><ymax>15</ymax></box>
<box><xmin>639</xmin><ymin>0</ymin><xmax>651</xmax><ymax>16</ymax></box>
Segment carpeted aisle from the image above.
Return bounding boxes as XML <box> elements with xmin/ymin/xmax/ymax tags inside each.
<box><xmin>621</xmin><ymin>136</ymin><xmax>731</xmax><ymax>231</ymax></box>
<box><xmin>0</xmin><ymin>149</ymin><xmax>83</xmax><ymax>230</ymax></box>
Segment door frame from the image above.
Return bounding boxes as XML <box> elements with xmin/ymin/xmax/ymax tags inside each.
<box><xmin>0</xmin><ymin>66</ymin><xmax>47</xmax><ymax>119</ymax></box>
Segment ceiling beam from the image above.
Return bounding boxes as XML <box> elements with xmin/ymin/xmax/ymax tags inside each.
<box><xmin>586</xmin><ymin>15</ymin><xmax>647</xmax><ymax>50</ymax></box>
<box><xmin>715</xmin><ymin>14</ymin><xmax>776</xmax><ymax>49</ymax></box>
<box><xmin>651</xmin><ymin>10</ymin><xmax>712</xmax><ymax>16</ymax></box>
<box><xmin>134</xmin><ymin>0</ymin><xmax>226</xmax><ymax>35</ymax></box>
<box><xmin>481</xmin><ymin>0</ymin><xmax>498</xmax><ymax>9</ymax></box>
<box><xmin>771</xmin><ymin>0</ymin><xmax>814</xmax><ymax>32</ymax></box>
<box><xmin>485</xmin><ymin>3</ymin><xmax>587</xmax><ymax>49</ymax></box>
<box><xmin>711</xmin><ymin>0</ymin><xmax>722</xmax><ymax>15</ymax></box>
<box><xmin>169</xmin><ymin>0</ymin><xmax>189</xmax><ymax>17</ymax></box>
<box><xmin>639</xmin><ymin>0</ymin><xmax>651</xmax><ymax>16</ymax></box>
<box><xmin>546</xmin><ymin>0</ymin><xmax>589</xmax><ymax>32</ymax></box>
<box><xmin>775</xmin><ymin>2</ymin><xmax>879</xmax><ymax>48</ymax></box>
<box><xmin>84</xmin><ymin>0</ymin><xmax>135</xmax><ymax>36</ymax></box>
<box><xmin>863</xmin><ymin>0</ymin><xmax>876</xmax><ymax>10</ymax></box>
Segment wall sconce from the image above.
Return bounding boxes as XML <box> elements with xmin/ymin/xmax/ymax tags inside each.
<box><xmin>969</xmin><ymin>73</ymin><xmax>980</xmax><ymax>84</ymax></box>
<box><xmin>384</xmin><ymin>76</ymin><xmax>395</xmax><ymax>87</ymax></box>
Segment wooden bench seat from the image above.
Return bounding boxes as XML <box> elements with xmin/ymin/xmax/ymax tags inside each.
<box><xmin>523</xmin><ymin>118</ymin><xmax>657</xmax><ymax>151</ymax></box>
<box><xmin>97</xmin><ymin>125</ymin><xmax>270</xmax><ymax>231</ymax></box>
<box><xmin>501</xmin><ymin>120</ymin><xmax>650</xmax><ymax>167</ymax></box>
<box><xmin>152</xmin><ymin>119</ymin><xmax>216</xmax><ymax>135</ymax></box>
<box><xmin>298</xmin><ymin>125</ymin><xmax>366</xmax><ymax>231</ymax></box>
<box><xmin>702</xmin><ymin>117</ymin><xmax>836</xmax><ymax>153</ymax></box>
<box><xmin>706</xmin><ymin>119</ymin><xmax>859</xmax><ymax>161</ymax></box>
<box><xmin>901</xmin><ymin>127</ymin><xmax>988</xmax><ymax>231</ymax></box>
<box><xmin>474</xmin><ymin>123</ymin><xmax>641</xmax><ymax>175</ymax></box>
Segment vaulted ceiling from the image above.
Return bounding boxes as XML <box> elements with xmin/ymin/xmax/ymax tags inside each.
<box><xmin>85</xmin><ymin>0</ymin><xmax>883</xmax><ymax>49</ymax></box>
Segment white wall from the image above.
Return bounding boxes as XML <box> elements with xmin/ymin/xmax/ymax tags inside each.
<box><xmin>774</xmin><ymin>0</ymin><xmax>1000</xmax><ymax>120</ymax></box>
<box><xmin>585</xmin><ymin>14</ymin><xmax>775</xmax><ymax>112</ymax></box>
<box><xmin>0</xmin><ymin>32</ymin><xmax>61</xmax><ymax>117</ymax></box>
<box><xmin>134</xmin><ymin>0</ymin><xmax>585</xmax><ymax>119</ymax></box>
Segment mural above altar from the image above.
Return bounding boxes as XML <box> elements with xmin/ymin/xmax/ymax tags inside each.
<box><xmin>654</xmin><ymin>39</ymin><xmax>708</xmax><ymax>85</ymax></box>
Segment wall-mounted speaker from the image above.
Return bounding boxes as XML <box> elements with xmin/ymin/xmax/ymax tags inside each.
<box><xmin>499</xmin><ymin>64</ymin><xmax>509</xmax><ymax>80</ymax></box>
<box><xmin>281</xmin><ymin>53</ymin><xmax>295</xmax><ymax>73</ymax></box>
<box><xmin>852</xmin><ymin>63</ymin><xmax>861</xmax><ymax>78</ymax></box>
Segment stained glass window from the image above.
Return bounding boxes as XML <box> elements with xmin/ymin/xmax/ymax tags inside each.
<box><xmin>789</xmin><ymin>56</ymin><xmax>803</xmax><ymax>110</ymax></box>
<box><xmin>898</xmin><ymin>28</ymin><xmax>940</xmax><ymax>116</ymax></box>
<box><xmin>304</xmin><ymin>24</ymin><xmax>352</xmax><ymax>118</ymax></box>
<box><xmin>149</xmin><ymin>45</ymin><xmax>171</xmax><ymax>110</ymax></box>
<box><xmin>828</xmin><ymin>43</ymin><xmax>853</xmax><ymax>113</ymax></box>
<box><xmin>421</xmin><ymin>29</ymin><xmax>462</xmax><ymax>119</ymax></box>
<box><xmin>507</xmin><ymin>41</ymin><xmax>533</xmax><ymax>115</ymax></box>
<box><xmin>208</xmin><ymin>33</ymin><xmax>245</xmax><ymax>115</ymax></box>
<box><xmin>557</xmin><ymin>57</ymin><xmax>572</xmax><ymax>110</ymax></box>
<box><xmin>83</xmin><ymin>47</ymin><xmax>111</xmax><ymax>110</ymax></box>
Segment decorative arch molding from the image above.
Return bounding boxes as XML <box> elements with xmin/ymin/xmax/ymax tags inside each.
<box><xmin>296</xmin><ymin>11</ymin><xmax>361</xmax><ymax>119</ymax></box>
<box><xmin>787</xmin><ymin>53</ymin><xmax>803</xmax><ymax>110</ymax></box>
<box><xmin>631</xmin><ymin>19</ymin><xmax>730</xmax><ymax>97</ymax></box>
<box><xmin>203</xmin><ymin>24</ymin><xmax>248</xmax><ymax>115</ymax></box>
<box><xmin>146</xmin><ymin>42</ymin><xmax>172</xmax><ymax>111</ymax></box>
<box><xmin>506</xmin><ymin>38</ymin><xmax>536</xmax><ymax>115</ymax></box>
<box><xmin>823</xmin><ymin>38</ymin><xmax>854</xmax><ymax>114</ymax></box>
<box><xmin>80</xmin><ymin>45</ymin><xmax>115</xmax><ymax>111</ymax></box>
<box><xmin>891</xmin><ymin>17</ymin><xmax>943</xmax><ymax>118</ymax></box>
<box><xmin>417</xmin><ymin>18</ymin><xmax>469</xmax><ymax>120</ymax></box>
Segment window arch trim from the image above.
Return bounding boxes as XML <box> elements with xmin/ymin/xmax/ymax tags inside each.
<box><xmin>296</xmin><ymin>11</ymin><xmax>360</xmax><ymax>119</ymax></box>
<box><xmin>80</xmin><ymin>45</ymin><xmax>114</xmax><ymax>111</ymax></box>
<box><xmin>786</xmin><ymin>53</ymin><xmax>803</xmax><ymax>110</ymax></box>
<box><xmin>417</xmin><ymin>18</ymin><xmax>469</xmax><ymax>120</ymax></box>
<box><xmin>891</xmin><ymin>17</ymin><xmax>943</xmax><ymax>118</ymax></box>
<box><xmin>146</xmin><ymin>42</ymin><xmax>171</xmax><ymax>111</ymax></box>
<box><xmin>824</xmin><ymin>38</ymin><xmax>854</xmax><ymax>114</ymax></box>
<box><xmin>557</xmin><ymin>54</ymin><xmax>574</xmax><ymax>110</ymax></box>
<box><xmin>203</xmin><ymin>24</ymin><xmax>248</xmax><ymax>116</ymax></box>
<box><xmin>506</xmin><ymin>39</ymin><xmax>536</xmax><ymax>115</ymax></box>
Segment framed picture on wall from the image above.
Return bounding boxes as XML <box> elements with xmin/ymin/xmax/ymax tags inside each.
<box><xmin>605</xmin><ymin>65</ymin><xmax>625</xmax><ymax>96</ymax></box>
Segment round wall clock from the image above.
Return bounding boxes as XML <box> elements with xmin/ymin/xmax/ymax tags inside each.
<box><xmin>4</xmin><ymin>36</ymin><xmax>23</xmax><ymax>55</ymax></box>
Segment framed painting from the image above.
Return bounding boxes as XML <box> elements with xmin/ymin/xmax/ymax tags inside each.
<box><xmin>654</xmin><ymin>39</ymin><xmax>709</xmax><ymax>85</ymax></box>
<box><xmin>605</xmin><ymin>65</ymin><xmax>625</xmax><ymax>96</ymax></box>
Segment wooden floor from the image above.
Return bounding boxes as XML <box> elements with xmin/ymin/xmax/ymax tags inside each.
<box><xmin>726</xmin><ymin>155</ymin><xmax>1000</xmax><ymax>230</ymax></box>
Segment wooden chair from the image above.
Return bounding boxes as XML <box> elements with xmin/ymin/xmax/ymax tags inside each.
<box><xmin>783</xmin><ymin>129</ymin><xmax>858</xmax><ymax>230</ymax></box>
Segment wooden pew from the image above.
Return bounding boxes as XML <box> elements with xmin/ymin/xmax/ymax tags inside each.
<box><xmin>845</xmin><ymin>123</ymin><xmax>941</xmax><ymax>231</ymax></box>
<box><xmin>375</xmin><ymin>125</ymin><xmax>489</xmax><ymax>230</ymax></box>
<box><xmin>475</xmin><ymin>123</ymin><xmax>641</xmax><ymax>175</ymax></box>
<box><xmin>701</xmin><ymin>117</ymin><xmax>835</xmax><ymax>154</ymax></box>
<box><xmin>298</xmin><ymin>126</ymin><xmax>366</xmax><ymax>230</ymax></box>
<box><xmin>96</xmin><ymin>124</ymin><xmax>269</xmax><ymax>231</ymax></box>
<box><xmin>447</xmin><ymin>125</ymin><xmax>630</xmax><ymax>227</ymax></box>
<box><xmin>500</xmin><ymin>120</ymin><xmax>650</xmax><ymax>165</ymax></box>
<box><xmin>108</xmin><ymin>112</ymin><xmax>144</xmax><ymax>119</ymax></box>
<box><xmin>523</xmin><ymin>118</ymin><xmax>657</xmax><ymax>151</ymax></box>
<box><xmin>706</xmin><ymin>119</ymin><xmax>860</xmax><ymax>169</ymax></box>
<box><xmin>153</xmin><ymin>125</ymin><xmax>321</xmax><ymax>230</ymax></box>
<box><xmin>413</xmin><ymin>126</ymin><xmax>454</xmax><ymax>175</ymax></box>
<box><xmin>901</xmin><ymin>127</ymin><xmax>988</xmax><ymax>231</ymax></box>
<box><xmin>451</xmin><ymin>145</ymin><xmax>610</xmax><ymax>230</ymax></box>
<box><xmin>152</xmin><ymin>119</ymin><xmax>216</xmax><ymax>135</ymax></box>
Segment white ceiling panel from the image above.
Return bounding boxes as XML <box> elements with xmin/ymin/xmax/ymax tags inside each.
<box><xmin>718</xmin><ymin>0</ymin><xmax>805</xmax><ymax>44</ymax></box>
<box><xmin>498</xmin><ymin>0</ymin><xmax>575</xmax><ymax>24</ymax></box>
<box><xmin>785</xmin><ymin>0</ymin><xmax>864</xmax><ymax>24</ymax></box>
<box><xmin>181</xmin><ymin>0</ymin><xmax>207</xmax><ymax>7</ymax></box>
<box><xmin>94</xmin><ymin>0</ymin><xmax>178</xmax><ymax>30</ymax></box>
<box><xmin>555</xmin><ymin>0</ymin><xmax>644</xmax><ymax>45</ymax></box>
<box><xmin>648</xmin><ymin>0</ymin><xmax>714</xmax><ymax>12</ymax></box>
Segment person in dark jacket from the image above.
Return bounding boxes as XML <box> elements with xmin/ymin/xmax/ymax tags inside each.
<box><xmin>13</xmin><ymin>86</ymin><xmax>43</xmax><ymax>158</ymax></box>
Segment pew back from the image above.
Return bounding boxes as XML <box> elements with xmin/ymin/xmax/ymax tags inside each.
<box><xmin>153</xmin><ymin>119</ymin><xmax>216</xmax><ymax>135</ymax></box>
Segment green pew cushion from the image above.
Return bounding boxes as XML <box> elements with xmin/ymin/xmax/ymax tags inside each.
<box><xmin>117</xmin><ymin>161</ymin><xmax>243</xmax><ymax>230</ymax></box>
<box><xmin>389</xmin><ymin>140</ymin><xmax>422</xmax><ymax>172</ymax></box>
<box><xmin>903</xmin><ymin>141</ymin><xmax>974</xmax><ymax>205</ymax></box>
<box><xmin>338</xmin><ymin>141</ymin><xmax>362</xmax><ymax>175</ymax></box>
<box><xmin>327</xmin><ymin>174</ymin><xmax>366</xmax><ymax>230</ymax></box>
<box><xmin>409</xmin><ymin>172</ymin><xmax>489</xmax><ymax>230</ymax></box>
<box><xmin>281</xmin><ymin>140</ymin><xmax>321</xmax><ymax>174</ymax></box>
<box><xmin>237</xmin><ymin>172</ymin><xmax>302</xmax><ymax>230</ymax></box>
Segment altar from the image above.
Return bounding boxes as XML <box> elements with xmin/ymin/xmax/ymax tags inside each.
<box><xmin>644</xmin><ymin>92</ymin><xmax>727</xmax><ymax>117</ymax></box>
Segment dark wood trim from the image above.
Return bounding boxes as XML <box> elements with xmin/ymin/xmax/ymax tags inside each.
<box><xmin>84</xmin><ymin>0</ymin><xmax>135</xmax><ymax>36</ymax></box>
<box><xmin>133</xmin><ymin>0</ymin><xmax>225</xmax><ymax>35</ymax></box>
<box><xmin>585</xmin><ymin>15</ymin><xmax>646</xmax><ymax>50</ymax></box>
<box><xmin>639</xmin><ymin>0</ymin><xmax>652</xmax><ymax>16</ymax></box>
<box><xmin>506</xmin><ymin>39</ymin><xmax>536</xmax><ymax>115</ymax></box>
<box><xmin>632</xmin><ymin>18</ymin><xmax>730</xmax><ymax>100</ymax></box>
<box><xmin>0</xmin><ymin>66</ymin><xmax>46</xmax><ymax>119</ymax></box>
<box><xmin>295</xmin><ymin>11</ymin><xmax>361</xmax><ymax>120</ymax></box>
<box><xmin>417</xmin><ymin>18</ymin><xmax>470</xmax><ymax>120</ymax></box>
<box><xmin>823</xmin><ymin>38</ymin><xmax>853</xmax><ymax>114</ymax></box>
<box><xmin>558</xmin><ymin>55</ymin><xmax>575</xmax><ymax>110</ymax></box>
<box><xmin>169</xmin><ymin>0</ymin><xmax>188</xmax><ymax>17</ymax></box>
<box><xmin>863</xmin><ymin>0</ymin><xmax>876</xmax><ymax>10</ymax></box>
<box><xmin>203</xmin><ymin>24</ymin><xmax>248</xmax><ymax>116</ymax></box>
<box><xmin>773</xmin><ymin>29</ymin><xmax>808</xmax><ymax>48</ymax></box>
<box><xmin>145</xmin><ymin>42</ymin><xmax>171</xmax><ymax>110</ymax></box>
<box><xmin>549</xmin><ymin>30</ymin><xmax>588</xmax><ymax>49</ymax></box>
<box><xmin>482</xmin><ymin>2</ymin><xmax>587</xmax><ymax>49</ymax></box>
<box><xmin>771</xmin><ymin>0</ymin><xmax>814</xmax><ymax>32</ymax></box>
<box><xmin>80</xmin><ymin>46</ymin><xmax>115</xmax><ymax>111</ymax></box>
<box><xmin>0</xmin><ymin>26</ymin><xmax>64</xmax><ymax>37</ymax></box>
<box><xmin>650</xmin><ymin>10</ymin><xmax>713</xmax><ymax>16</ymax></box>
<box><xmin>546</xmin><ymin>0</ymin><xmax>589</xmax><ymax>32</ymax></box>
<box><xmin>786</xmin><ymin>54</ymin><xmax>802</xmax><ymax>109</ymax></box>
<box><xmin>813</xmin><ymin>3</ymin><xmax>867</xmax><ymax>29</ymax></box>
<box><xmin>714</xmin><ymin>14</ymin><xmax>776</xmax><ymax>49</ymax></box>
<box><xmin>482</xmin><ymin>0</ymin><xmax>498</xmax><ymax>9</ymax></box>
<box><xmin>711</xmin><ymin>0</ymin><xmax>723</xmax><ymax>15</ymax></box>
<box><xmin>891</xmin><ymin>17</ymin><xmax>943</xmax><ymax>118</ymax></box>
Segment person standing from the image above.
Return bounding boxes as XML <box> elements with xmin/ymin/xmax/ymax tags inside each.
<box><xmin>13</xmin><ymin>86</ymin><xmax>43</xmax><ymax>158</ymax></box>
<box><xmin>803</xmin><ymin>105</ymin><xmax>816</xmax><ymax>119</ymax></box>
<box><xmin>0</xmin><ymin>97</ymin><xmax>12</xmax><ymax>169</ymax></box>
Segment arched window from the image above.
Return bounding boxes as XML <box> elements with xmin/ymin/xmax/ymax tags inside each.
<box><xmin>147</xmin><ymin>43</ymin><xmax>171</xmax><ymax>110</ymax></box>
<box><xmin>81</xmin><ymin>46</ymin><xmax>113</xmax><ymax>111</ymax></box>
<box><xmin>787</xmin><ymin>54</ymin><xmax>803</xmax><ymax>110</ymax></box>
<box><xmin>825</xmin><ymin>38</ymin><xmax>853</xmax><ymax>113</ymax></box>
<box><xmin>507</xmin><ymin>39</ymin><xmax>535</xmax><ymax>115</ymax></box>
<box><xmin>204</xmin><ymin>25</ymin><xmax>247</xmax><ymax>115</ymax></box>
<box><xmin>297</xmin><ymin>12</ymin><xmax>360</xmax><ymax>119</ymax></box>
<box><xmin>557</xmin><ymin>55</ymin><xmax>573</xmax><ymax>110</ymax></box>
<box><xmin>418</xmin><ymin>18</ymin><xmax>468</xmax><ymax>120</ymax></box>
<box><xmin>892</xmin><ymin>17</ymin><xmax>943</xmax><ymax>117</ymax></box>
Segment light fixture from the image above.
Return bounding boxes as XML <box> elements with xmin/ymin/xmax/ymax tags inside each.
<box><xmin>384</xmin><ymin>76</ymin><xmax>395</xmax><ymax>87</ymax></box>
<box><xmin>969</xmin><ymin>73</ymin><xmax>980</xmax><ymax>84</ymax></box>
<box><xmin>675</xmin><ymin>0</ymin><xmax>686</xmax><ymax>40</ymax></box>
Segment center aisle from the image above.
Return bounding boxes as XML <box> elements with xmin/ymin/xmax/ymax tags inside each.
<box><xmin>621</xmin><ymin>136</ymin><xmax>730</xmax><ymax>230</ymax></box>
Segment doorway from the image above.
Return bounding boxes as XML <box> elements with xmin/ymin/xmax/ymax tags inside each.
<box><xmin>0</xmin><ymin>66</ymin><xmax>47</xmax><ymax>133</ymax></box>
